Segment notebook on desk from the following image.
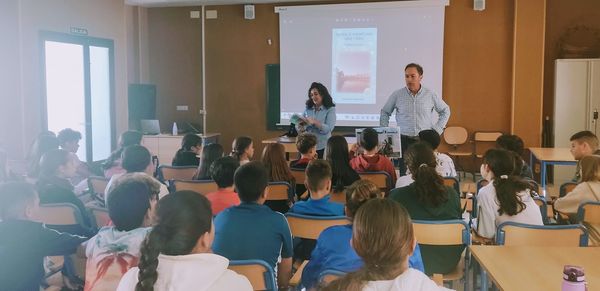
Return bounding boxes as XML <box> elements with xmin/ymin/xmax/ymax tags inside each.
<box><xmin>140</xmin><ymin>119</ymin><xmax>161</xmax><ymax>135</ymax></box>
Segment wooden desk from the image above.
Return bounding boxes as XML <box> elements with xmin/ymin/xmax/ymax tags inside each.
<box><xmin>143</xmin><ymin>133</ymin><xmax>220</xmax><ymax>165</ymax></box>
<box><xmin>471</xmin><ymin>246</ymin><xmax>600</xmax><ymax>291</ymax></box>
<box><xmin>262</xmin><ymin>136</ymin><xmax>357</xmax><ymax>159</ymax></box>
<box><xmin>529</xmin><ymin>147</ymin><xmax>577</xmax><ymax>195</ymax></box>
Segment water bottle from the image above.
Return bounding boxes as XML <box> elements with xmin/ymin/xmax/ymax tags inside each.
<box><xmin>172</xmin><ymin>122</ymin><xmax>178</xmax><ymax>136</ymax></box>
<box><xmin>562</xmin><ymin>265</ymin><xmax>587</xmax><ymax>291</ymax></box>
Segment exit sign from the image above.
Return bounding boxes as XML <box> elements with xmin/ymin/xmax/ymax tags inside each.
<box><xmin>70</xmin><ymin>27</ymin><xmax>88</xmax><ymax>35</ymax></box>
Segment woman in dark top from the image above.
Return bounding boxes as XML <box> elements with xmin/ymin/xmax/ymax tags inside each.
<box><xmin>172</xmin><ymin>134</ymin><xmax>203</xmax><ymax>166</ymax></box>
<box><xmin>36</xmin><ymin>149</ymin><xmax>94</xmax><ymax>235</ymax></box>
<box><xmin>326</xmin><ymin>135</ymin><xmax>360</xmax><ymax>193</ymax></box>
<box><xmin>193</xmin><ymin>143</ymin><xmax>224</xmax><ymax>180</ymax></box>
<box><xmin>388</xmin><ymin>142</ymin><xmax>462</xmax><ymax>276</ymax></box>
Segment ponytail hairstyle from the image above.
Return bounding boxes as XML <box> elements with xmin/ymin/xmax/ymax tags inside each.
<box><xmin>405</xmin><ymin>142</ymin><xmax>447</xmax><ymax>207</ymax></box>
<box><xmin>194</xmin><ymin>143</ymin><xmax>224</xmax><ymax>180</ymax></box>
<box><xmin>323</xmin><ymin>199</ymin><xmax>414</xmax><ymax>290</ymax></box>
<box><xmin>135</xmin><ymin>191</ymin><xmax>213</xmax><ymax>291</ymax></box>
<box><xmin>482</xmin><ymin>149</ymin><xmax>529</xmax><ymax>216</ymax></box>
<box><xmin>231</xmin><ymin>136</ymin><xmax>253</xmax><ymax>161</ymax></box>
<box><xmin>345</xmin><ymin>180</ymin><xmax>383</xmax><ymax>218</ymax></box>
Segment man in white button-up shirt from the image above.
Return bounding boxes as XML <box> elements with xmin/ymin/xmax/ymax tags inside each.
<box><xmin>380</xmin><ymin>63</ymin><xmax>451</xmax><ymax>174</ymax></box>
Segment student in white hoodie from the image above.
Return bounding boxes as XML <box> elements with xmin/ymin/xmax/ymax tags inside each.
<box><xmin>117</xmin><ymin>191</ymin><xmax>252</xmax><ymax>291</ymax></box>
<box><xmin>322</xmin><ymin>199</ymin><xmax>452</xmax><ymax>291</ymax></box>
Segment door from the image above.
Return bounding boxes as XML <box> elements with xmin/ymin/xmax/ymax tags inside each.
<box><xmin>42</xmin><ymin>32</ymin><xmax>115</xmax><ymax>163</ymax></box>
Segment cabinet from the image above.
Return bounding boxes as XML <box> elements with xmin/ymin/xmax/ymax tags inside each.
<box><xmin>553</xmin><ymin>59</ymin><xmax>600</xmax><ymax>183</ymax></box>
<box><xmin>143</xmin><ymin>133</ymin><xmax>220</xmax><ymax>166</ymax></box>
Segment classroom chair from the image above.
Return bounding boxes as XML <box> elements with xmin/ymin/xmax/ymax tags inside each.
<box><xmin>412</xmin><ymin>219</ymin><xmax>471</xmax><ymax>291</ymax></box>
<box><xmin>35</xmin><ymin>203</ymin><xmax>88</xmax><ymax>279</ymax></box>
<box><xmin>88</xmin><ymin>206</ymin><xmax>111</xmax><ymax>228</ymax></box>
<box><xmin>495</xmin><ymin>221</ymin><xmax>588</xmax><ymax>247</ymax></box>
<box><xmin>265</xmin><ymin>182</ymin><xmax>294</xmax><ymax>202</ymax></box>
<box><xmin>318</xmin><ymin>269</ymin><xmax>346</xmax><ymax>287</ymax></box>
<box><xmin>359</xmin><ymin>171</ymin><xmax>392</xmax><ymax>194</ymax></box>
<box><xmin>172</xmin><ymin>179</ymin><xmax>218</xmax><ymax>194</ymax></box>
<box><xmin>290</xmin><ymin>168</ymin><xmax>306</xmax><ymax>184</ymax></box>
<box><xmin>87</xmin><ymin>176</ymin><xmax>110</xmax><ymax>202</ymax></box>
<box><xmin>285</xmin><ymin>213</ymin><xmax>350</xmax><ymax>287</ymax></box>
<box><xmin>472</xmin><ymin>131</ymin><xmax>503</xmax><ymax>178</ymax></box>
<box><xmin>577</xmin><ymin>202</ymin><xmax>600</xmax><ymax>246</ymax></box>
<box><xmin>228</xmin><ymin>260</ymin><xmax>277</xmax><ymax>291</ymax></box>
<box><xmin>156</xmin><ymin>165</ymin><xmax>197</xmax><ymax>183</ymax></box>
<box><xmin>442</xmin><ymin>126</ymin><xmax>472</xmax><ymax>179</ymax></box>
<box><xmin>533</xmin><ymin>196</ymin><xmax>552</xmax><ymax>225</ymax></box>
<box><xmin>443</xmin><ymin>176</ymin><xmax>460</xmax><ymax>194</ymax></box>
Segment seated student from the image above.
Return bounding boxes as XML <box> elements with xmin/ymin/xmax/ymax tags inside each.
<box><xmin>350</xmin><ymin>128</ymin><xmax>397</xmax><ymax>185</ymax></box>
<box><xmin>230</xmin><ymin>136</ymin><xmax>254</xmax><ymax>165</ymax></box>
<box><xmin>205</xmin><ymin>156</ymin><xmax>241</xmax><ymax>216</ymax></box>
<box><xmin>322</xmin><ymin>199</ymin><xmax>451</xmax><ymax>291</ymax></box>
<box><xmin>496</xmin><ymin>134</ymin><xmax>533</xmax><ymax>179</ymax></box>
<box><xmin>388</xmin><ymin>142</ymin><xmax>462</xmax><ymax>276</ymax></box>
<box><xmin>27</xmin><ymin>132</ymin><xmax>59</xmax><ymax>178</ymax></box>
<box><xmin>36</xmin><ymin>148</ymin><xmax>94</xmax><ymax>232</ymax></box>
<box><xmin>396</xmin><ymin>130</ymin><xmax>458</xmax><ymax>188</ymax></box>
<box><xmin>262</xmin><ymin>143</ymin><xmax>296</xmax><ymax>213</ymax></box>
<box><xmin>212</xmin><ymin>162</ymin><xmax>293</xmax><ymax>289</ymax></box>
<box><xmin>103</xmin><ymin>131</ymin><xmax>143</xmax><ymax>178</ymax></box>
<box><xmin>117</xmin><ymin>191</ymin><xmax>252</xmax><ymax>291</ymax></box>
<box><xmin>570</xmin><ymin>130</ymin><xmax>600</xmax><ymax>181</ymax></box>
<box><xmin>0</xmin><ymin>182</ymin><xmax>88</xmax><ymax>291</ymax></box>
<box><xmin>290</xmin><ymin>159</ymin><xmax>343</xmax><ymax>216</ymax></box>
<box><xmin>85</xmin><ymin>175</ymin><xmax>159</xmax><ymax>291</ymax></box>
<box><xmin>193</xmin><ymin>143</ymin><xmax>224</xmax><ymax>180</ymax></box>
<box><xmin>476</xmin><ymin>149</ymin><xmax>544</xmax><ymax>240</ymax></box>
<box><xmin>554</xmin><ymin>155</ymin><xmax>600</xmax><ymax>245</ymax></box>
<box><xmin>290</xmin><ymin>133</ymin><xmax>318</xmax><ymax>169</ymax></box>
<box><xmin>327</xmin><ymin>135</ymin><xmax>361</xmax><ymax>194</ymax></box>
<box><xmin>57</xmin><ymin>128</ymin><xmax>93</xmax><ymax>183</ymax></box>
<box><xmin>172</xmin><ymin>133</ymin><xmax>202</xmax><ymax>166</ymax></box>
<box><xmin>301</xmin><ymin>180</ymin><xmax>425</xmax><ymax>290</ymax></box>
<box><xmin>105</xmin><ymin>145</ymin><xmax>168</xmax><ymax>203</ymax></box>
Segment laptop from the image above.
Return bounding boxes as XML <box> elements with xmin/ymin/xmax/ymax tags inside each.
<box><xmin>140</xmin><ymin>119</ymin><xmax>161</xmax><ymax>135</ymax></box>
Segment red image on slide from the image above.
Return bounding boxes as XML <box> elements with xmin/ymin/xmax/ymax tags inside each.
<box><xmin>335</xmin><ymin>51</ymin><xmax>371</xmax><ymax>93</ymax></box>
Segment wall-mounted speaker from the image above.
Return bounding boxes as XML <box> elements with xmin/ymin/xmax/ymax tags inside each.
<box><xmin>244</xmin><ymin>5</ymin><xmax>255</xmax><ymax>20</ymax></box>
<box><xmin>474</xmin><ymin>0</ymin><xmax>485</xmax><ymax>11</ymax></box>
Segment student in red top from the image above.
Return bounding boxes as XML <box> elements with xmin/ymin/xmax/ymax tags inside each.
<box><xmin>350</xmin><ymin>128</ymin><xmax>397</xmax><ymax>185</ymax></box>
<box><xmin>205</xmin><ymin>156</ymin><xmax>241</xmax><ymax>215</ymax></box>
<box><xmin>290</xmin><ymin>133</ymin><xmax>318</xmax><ymax>169</ymax></box>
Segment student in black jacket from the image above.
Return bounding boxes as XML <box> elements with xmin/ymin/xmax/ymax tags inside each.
<box><xmin>0</xmin><ymin>182</ymin><xmax>87</xmax><ymax>291</ymax></box>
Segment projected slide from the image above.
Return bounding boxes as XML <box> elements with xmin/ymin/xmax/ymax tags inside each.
<box><xmin>331</xmin><ymin>28</ymin><xmax>377</xmax><ymax>105</ymax></box>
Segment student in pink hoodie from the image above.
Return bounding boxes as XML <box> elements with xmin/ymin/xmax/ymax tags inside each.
<box><xmin>350</xmin><ymin>128</ymin><xmax>397</xmax><ymax>185</ymax></box>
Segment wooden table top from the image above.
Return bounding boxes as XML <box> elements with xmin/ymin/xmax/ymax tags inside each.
<box><xmin>529</xmin><ymin>147</ymin><xmax>576</xmax><ymax>163</ymax></box>
<box><xmin>470</xmin><ymin>246</ymin><xmax>600</xmax><ymax>291</ymax></box>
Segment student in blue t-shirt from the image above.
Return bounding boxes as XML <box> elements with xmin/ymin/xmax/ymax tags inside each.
<box><xmin>212</xmin><ymin>161</ymin><xmax>293</xmax><ymax>289</ymax></box>
<box><xmin>301</xmin><ymin>180</ymin><xmax>425</xmax><ymax>290</ymax></box>
<box><xmin>289</xmin><ymin>159</ymin><xmax>344</xmax><ymax>261</ymax></box>
<box><xmin>289</xmin><ymin>159</ymin><xmax>344</xmax><ymax>216</ymax></box>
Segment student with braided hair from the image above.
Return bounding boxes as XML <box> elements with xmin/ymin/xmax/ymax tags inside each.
<box><xmin>476</xmin><ymin>148</ymin><xmax>543</xmax><ymax>239</ymax></box>
<box><xmin>322</xmin><ymin>199</ymin><xmax>450</xmax><ymax>291</ymax></box>
<box><xmin>388</xmin><ymin>142</ymin><xmax>462</xmax><ymax>276</ymax></box>
<box><xmin>116</xmin><ymin>191</ymin><xmax>251</xmax><ymax>291</ymax></box>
